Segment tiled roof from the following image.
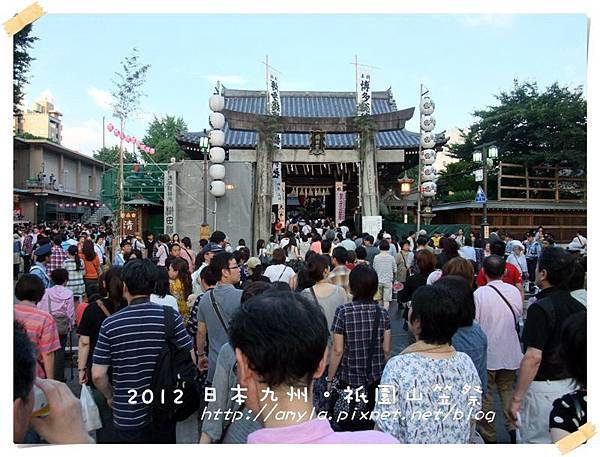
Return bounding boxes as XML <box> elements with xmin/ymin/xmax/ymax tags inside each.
<box><xmin>179</xmin><ymin>89</ymin><xmax>443</xmax><ymax>150</ymax></box>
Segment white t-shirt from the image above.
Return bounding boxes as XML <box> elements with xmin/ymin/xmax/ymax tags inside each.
<box><xmin>192</xmin><ymin>264</ymin><xmax>207</xmax><ymax>296</ymax></box>
<box><xmin>150</xmin><ymin>294</ymin><xmax>179</xmax><ymax>313</ymax></box>
<box><xmin>264</xmin><ymin>264</ymin><xmax>295</xmax><ymax>283</ymax></box>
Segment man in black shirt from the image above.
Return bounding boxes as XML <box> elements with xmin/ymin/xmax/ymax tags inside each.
<box><xmin>508</xmin><ymin>247</ymin><xmax>586</xmax><ymax>443</ymax></box>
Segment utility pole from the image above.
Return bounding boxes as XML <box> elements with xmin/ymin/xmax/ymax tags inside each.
<box><xmin>416</xmin><ymin>84</ymin><xmax>423</xmax><ymax>233</ymax></box>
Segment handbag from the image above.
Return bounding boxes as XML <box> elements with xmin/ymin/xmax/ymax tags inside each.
<box><xmin>328</xmin><ymin>304</ymin><xmax>381</xmax><ymax>431</ymax></box>
<box><xmin>488</xmin><ymin>284</ymin><xmax>521</xmax><ymax>341</ymax></box>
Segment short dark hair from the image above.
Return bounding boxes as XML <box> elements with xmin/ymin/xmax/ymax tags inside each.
<box><xmin>379</xmin><ymin>239</ymin><xmax>390</xmax><ymax>251</ymax></box>
<box><xmin>364</xmin><ymin>235</ymin><xmax>375</xmax><ymax>244</ymax></box>
<box><xmin>568</xmin><ymin>258</ymin><xmax>586</xmax><ymax>291</ymax></box>
<box><xmin>410</xmin><ymin>284</ymin><xmax>461</xmax><ymax>345</ymax></box>
<box><xmin>355</xmin><ymin>246</ymin><xmax>367</xmax><ymax>260</ymax></box>
<box><xmin>15</xmin><ymin>274</ymin><xmax>45</xmax><ymax>303</ymax></box>
<box><xmin>241</xmin><ymin>281</ymin><xmax>272</xmax><ymax>303</ymax></box>
<box><xmin>200</xmin><ymin>265</ymin><xmax>218</xmax><ymax>287</ymax></box>
<box><xmin>120</xmin><ymin>259</ymin><xmax>158</xmax><ymax>296</ymax></box>
<box><xmin>560</xmin><ymin>311</ymin><xmax>586</xmax><ymax>388</ymax></box>
<box><xmin>272</xmin><ymin>248</ymin><xmax>286</xmax><ymax>265</ymax></box>
<box><xmin>490</xmin><ymin>241</ymin><xmax>506</xmax><ymax>256</ymax></box>
<box><xmin>483</xmin><ymin>255</ymin><xmax>505</xmax><ymax>280</ymax></box>
<box><xmin>320</xmin><ymin>239</ymin><xmax>332</xmax><ymax>254</ymax></box>
<box><xmin>229</xmin><ymin>291</ymin><xmax>328</xmax><ymax>387</ymax></box>
<box><xmin>349</xmin><ymin>264</ymin><xmax>378</xmax><ymax>302</ymax></box>
<box><xmin>538</xmin><ymin>246</ymin><xmax>574</xmax><ymax>288</ymax></box>
<box><xmin>304</xmin><ymin>254</ymin><xmax>330</xmax><ymax>282</ymax></box>
<box><xmin>14</xmin><ymin>321</ymin><xmax>36</xmax><ymax>401</ymax></box>
<box><xmin>347</xmin><ymin>250</ymin><xmax>356</xmax><ymax>263</ymax></box>
<box><xmin>50</xmin><ymin>268</ymin><xmax>69</xmax><ymax>286</ymax></box>
<box><xmin>332</xmin><ymin>246</ymin><xmax>348</xmax><ymax>264</ymax></box>
<box><xmin>210</xmin><ymin>230</ymin><xmax>226</xmax><ymax>244</ymax></box>
<box><xmin>435</xmin><ymin>276</ymin><xmax>475</xmax><ymax>327</ymax></box>
<box><xmin>417</xmin><ymin>236</ymin><xmax>428</xmax><ymax>247</ymax></box>
<box><xmin>52</xmin><ymin>235</ymin><xmax>62</xmax><ymax>246</ymax></box>
<box><xmin>210</xmin><ymin>252</ymin><xmax>235</xmax><ymax>281</ymax></box>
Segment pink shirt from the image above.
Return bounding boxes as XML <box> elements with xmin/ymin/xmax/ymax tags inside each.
<box><xmin>474</xmin><ymin>279</ymin><xmax>523</xmax><ymax>370</ymax></box>
<box><xmin>247</xmin><ymin>418</ymin><xmax>398</xmax><ymax>444</ymax></box>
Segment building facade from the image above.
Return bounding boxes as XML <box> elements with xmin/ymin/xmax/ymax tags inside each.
<box><xmin>14</xmin><ymin>138</ymin><xmax>106</xmax><ymax>223</ymax></box>
<box><xmin>14</xmin><ymin>98</ymin><xmax>63</xmax><ymax>143</ymax></box>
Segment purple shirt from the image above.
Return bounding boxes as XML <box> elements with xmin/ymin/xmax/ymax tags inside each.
<box><xmin>247</xmin><ymin>418</ymin><xmax>398</xmax><ymax>444</ymax></box>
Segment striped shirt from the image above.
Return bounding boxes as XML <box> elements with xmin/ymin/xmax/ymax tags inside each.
<box><xmin>93</xmin><ymin>298</ymin><xmax>193</xmax><ymax>429</ymax></box>
<box><xmin>14</xmin><ymin>303</ymin><xmax>61</xmax><ymax>378</ymax></box>
<box><xmin>63</xmin><ymin>258</ymin><xmax>85</xmax><ymax>296</ymax></box>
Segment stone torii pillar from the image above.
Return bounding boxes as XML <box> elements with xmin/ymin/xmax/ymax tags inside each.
<box><xmin>222</xmin><ymin>107</ymin><xmax>414</xmax><ymax>244</ymax></box>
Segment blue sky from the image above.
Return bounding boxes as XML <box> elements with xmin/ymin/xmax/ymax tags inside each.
<box><xmin>24</xmin><ymin>13</ymin><xmax>587</xmax><ymax>156</ymax></box>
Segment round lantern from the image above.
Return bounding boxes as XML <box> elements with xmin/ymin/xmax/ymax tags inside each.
<box><xmin>209</xmin><ymin>164</ymin><xmax>226</xmax><ymax>180</ymax></box>
<box><xmin>209</xmin><ymin>129</ymin><xmax>225</xmax><ymax>146</ymax></box>
<box><xmin>422</xmin><ymin>149</ymin><xmax>437</xmax><ymax>165</ymax></box>
<box><xmin>107</xmin><ymin>123</ymin><xmax>114</xmax><ymax>132</ymax></box>
<box><xmin>114</xmin><ymin>129</ymin><xmax>120</xmax><ymax>137</ymax></box>
<box><xmin>209</xmin><ymin>147</ymin><xmax>226</xmax><ymax>163</ymax></box>
<box><xmin>209</xmin><ymin>112</ymin><xmax>226</xmax><ymax>130</ymax></box>
<box><xmin>209</xmin><ymin>180</ymin><xmax>226</xmax><ymax>197</ymax></box>
<box><xmin>421</xmin><ymin>181</ymin><xmax>437</xmax><ymax>197</ymax></box>
<box><xmin>209</xmin><ymin>95</ymin><xmax>225</xmax><ymax>112</ymax></box>
<box><xmin>420</xmin><ymin>96</ymin><xmax>435</xmax><ymax>115</ymax></box>
<box><xmin>420</xmin><ymin>115</ymin><xmax>436</xmax><ymax>132</ymax></box>
<box><xmin>421</xmin><ymin>132</ymin><xmax>436</xmax><ymax>149</ymax></box>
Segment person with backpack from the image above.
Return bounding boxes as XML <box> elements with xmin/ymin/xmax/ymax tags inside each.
<box><xmin>91</xmin><ymin>259</ymin><xmax>193</xmax><ymax>443</ymax></box>
<box><xmin>78</xmin><ymin>267</ymin><xmax>127</xmax><ymax>443</ymax></box>
<box><xmin>36</xmin><ymin>268</ymin><xmax>75</xmax><ymax>383</ymax></box>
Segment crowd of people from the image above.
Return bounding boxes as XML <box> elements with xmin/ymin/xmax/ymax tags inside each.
<box><xmin>13</xmin><ymin>218</ymin><xmax>587</xmax><ymax>445</ymax></box>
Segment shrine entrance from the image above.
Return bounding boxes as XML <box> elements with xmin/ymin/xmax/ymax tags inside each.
<box><xmin>280</xmin><ymin>162</ymin><xmax>360</xmax><ymax>224</ymax></box>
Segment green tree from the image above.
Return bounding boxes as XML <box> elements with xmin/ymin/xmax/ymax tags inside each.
<box><xmin>93</xmin><ymin>146</ymin><xmax>135</xmax><ymax>167</ymax></box>
<box><xmin>141</xmin><ymin>115</ymin><xmax>188</xmax><ymax>163</ymax></box>
<box><xmin>449</xmin><ymin>80</ymin><xmax>586</xmax><ymax>169</ymax></box>
<box><xmin>13</xmin><ymin>23</ymin><xmax>38</xmax><ymax>115</ymax></box>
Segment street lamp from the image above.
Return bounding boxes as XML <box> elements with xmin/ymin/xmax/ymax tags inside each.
<box><xmin>397</xmin><ymin>173</ymin><xmax>414</xmax><ymax>224</ymax></box>
<box><xmin>473</xmin><ymin>142</ymin><xmax>499</xmax><ymax>242</ymax></box>
<box><xmin>199</xmin><ymin>129</ymin><xmax>209</xmax><ymax>225</ymax></box>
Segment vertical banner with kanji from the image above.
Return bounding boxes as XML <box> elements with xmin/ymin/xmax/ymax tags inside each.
<box><xmin>272</xmin><ymin>163</ymin><xmax>284</xmax><ymax>205</ymax></box>
<box><xmin>357</xmin><ymin>69</ymin><xmax>372</xmax><ymax>116</ymax></box>
<box><xmin>267</xmin><ymin>72</ymin><xmax>282</xmax><ymax>150</ymax></box>
<box><xmin>164</xmin><ymin>168</ymin><xmax>177</xmax><ymax>235</ymax></box>
<box><xmin>335</xmin><ymin>182</ymin><xmax>346</xmax><ymax>225</ymax></box>
<box><xmin>121</xmin><ymin>210</ymin><xmax>139</xmax><ymax>237</ymax></box>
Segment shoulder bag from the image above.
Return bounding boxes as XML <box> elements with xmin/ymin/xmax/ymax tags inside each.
<box><xmin>48</xmin><ymin>295</ymin><xmax>69</xmax><ymax>336</ymax></box>
<box><xmin>209</xmin><ymin>289</ymin><xmax>229</xmax><ymax>332</ymax></box>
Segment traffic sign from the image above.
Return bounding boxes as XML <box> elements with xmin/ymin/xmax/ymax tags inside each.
<box><xmin>475</xmin><ymin>186</ymin><xmax>487</xmax><ymax>203</ymax></box>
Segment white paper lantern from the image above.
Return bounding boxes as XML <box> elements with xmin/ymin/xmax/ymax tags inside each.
<box><xmin>420</xmin><ymin>96</ymin><xmax>435</xmax><ymax>115</ymax></box>
<box><xmin>209</xmin><ymin>147</ymin><xmax>226</xmax><ymax>163</ymax></box>
<box><xmin>420</xmin><ymin>115</ymin><xmax>436</xmax><ymax>132</ymax></box>
<box><xmin>209</xmin><ymin>164</ymin><xmax>226</xmax><ymax>180</ymax></box>
<box><xmin>209</xmin><ymin>112</ymin><xmax>226</xmax><ymax>129</ymax></box>
<box><xmin>421</xmin><ymin>132</ymin><xmax>436</xmax><ymax>149</ymax></box>
<box><xmin>209</xmin><ymin>129</ymin><xmax>225</xmax><ymax>146</ymax></box>
<box><xmin>422</xmin><ymin>149</ymin><xmax>437</xmax><ymax>165</ymax></box>
<box><xmin>209</xmin><ymin>95</ymin><xmax>225</xmax><ymax>112</ymax></box>
<box><xmin>209</xmin><ymin>180</ymin><xmax>226</xmax><ymax>197</ymax></box>
<box><xmin>421</xmin><ymin>165</ymin><xmax>437</xmax><ymax>182</ymax></box>
<box><xmin>421</xmin><ymin>181</ymin><xmax>437</xmax><ymax>197</ymax></box>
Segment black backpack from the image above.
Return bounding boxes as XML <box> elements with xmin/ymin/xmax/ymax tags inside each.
<box><xmin>151</xmin><ymin>306</ymin><xmax>202</xmax><ymax>423</ymax></box>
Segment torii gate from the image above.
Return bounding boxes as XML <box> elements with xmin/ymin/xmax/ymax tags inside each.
<box><xmin>222</xmin><ymin>107</ymin><xmax>414</xmax><ymax>244</ymax></box>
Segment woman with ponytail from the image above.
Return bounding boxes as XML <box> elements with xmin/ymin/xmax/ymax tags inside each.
<box><xmin>169</xmin><ymin>257</ymin><xmax>193</xmax><ymax>324</ymax></box>
<box><xmin>63</xmin><ymin>244</ymin><xmax>85</xmax><ymax>304</ymax></box>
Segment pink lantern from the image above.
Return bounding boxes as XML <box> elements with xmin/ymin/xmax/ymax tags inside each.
<box><xmin>107</xmin><ymin>123</ymin><xmax>114</xmax><ymax>132</ymax></box>
<box><xmin>120</xmin><ymin>131</ymin><xmax>125</xmax><ymax>139</ymax></box>
<box><xmin>124</xmin><ymin>136</ymin><xmax>130</xmax><ymax>143</ymax></box>
<box><xmin>131</xmin><ymin>137</ymin><xmax>137</xmax><ymax>144</ymax></box>
<box><xmin>150</xmin><ymin>148</ymin><xmax>155</xmax><ymax>154</ymax></box>
<box><xmin>114</xmin><ymin>129</ymin><xmax>120</xmax><ymax>137</ymax></box>
<box><xmin>139</xmin><ymin>143</ymin><xmax>145</xmax><ymax>149</ymax></box>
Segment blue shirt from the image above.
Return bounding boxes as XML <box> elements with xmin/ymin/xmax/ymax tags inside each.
<box><xmin>29</xmin><ymin>262</ymin><xmax>52</xmax><ymax>289</ymax></box>
<box><xmin>93</xmin><ymin>298</ymin><xmax>193</xmax><ymax>429</ymax></box>
<box><xmin>452</xmin><ymin>323</ymin><xmax>488</xmax><ymax>394</ymax></box>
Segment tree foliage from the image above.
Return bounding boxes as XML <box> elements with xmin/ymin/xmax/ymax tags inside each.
<box><xmin>93</xmin><ymin>146</ymin><xmax>136</xmax><ymax>167</ymax></box>
<box><xmin>141</xmin><ymin>115</ymin><xmax>188</xmax><ymax>163</ymax></box>
<box><xmin>449</xmin><ymin>80</ymin><xmax>586</xmax><ymax>169</ymax></box>
<box><xmin>111</xmin><ymin>47</ymin><xmax>151</xmax><ymax>124</ymax></box>
<box><xmin>13</xmin><ymin>24</ymin><xmax>38</xmax><ymax>115</ymax></box>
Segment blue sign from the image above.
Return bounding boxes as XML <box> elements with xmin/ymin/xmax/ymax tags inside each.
<box><xmin>475</xmin><ymin>186</ymin><xmax>487</xmax><ymax>203</ymax></box>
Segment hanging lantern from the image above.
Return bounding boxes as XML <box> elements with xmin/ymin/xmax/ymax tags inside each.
<box><xmin>209</xmin><ymin>164</ymin><xmax>226</xmax><ymax>180</ymax></box>
<box><xmin>421</xmin><ymin>149</ymin><xmax>437</xmax><ymax>165</ymax></box>
<box><xmin>106</xmin><ymin>123</ymin><xmax>114</xmax><ymax>132</ymax></box>
<box><xmin>209</xmin><ymin>129</ymin><xmax>225</xmax><ymax>146</ymax></box>
<box><xmin>114</xmin><ymin>129</ymin><xmax>120</xmax><ymax>137</ymax></box>
<box><xmin>209</xmin><ymin>147</ymin><xmax>226</xmax><ymax>163</ymax></box>
<box><xmin>209</xmin><ymin>94</ymin><xmax>225</xmax><ymax>112</ymax></box>
<box><xmin>420</xmin><ymin>115</ymin><xmax>436</xmax><ymax>132</ymax></box>
<box><xmin>209</xmin><ymin>112</ymin><xmax>226</xmax><ymax>129</ymax></box>
<box><xmin>397</xmin><ymin>173</ymin><xmax>414</xmax><ymax>196</ymax></box>
<box><xmin>421</xmin><ymin>132</ymin><xmax>436</xmax><ymax>149</ymax></box>
<box><xmin>421</xmin><ymin>165</ymin><xmax>437</xmax><ymax>182</ymax></box>
<box><xmin>420</xmin><ymin>96</ymin><xmax>435</xmax><ymax>115</ymax></box>
<box><xmin>209</xmin><ymin>180</ymin><xmax>226</xmax><ymax>197</ymax></box>
<box><xmin>421</xmin><ymin>181</ymin><xmax>437</xmax><ymax>197</ymax></box>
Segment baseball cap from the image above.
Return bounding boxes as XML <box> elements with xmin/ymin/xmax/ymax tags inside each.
<box><xmin>34</xmin><ymin>244</ymin><xmax>52</xmax><ymax>256</ymax></box>
<box><xmin>201</xmin><ymin>242</ymin><xmax>224</xmax><ymax>256</ymax></box>
<box><xmin>246</xmin><ymin>257</ymin><xmax>261</xmax><ymax>270</ymax></box>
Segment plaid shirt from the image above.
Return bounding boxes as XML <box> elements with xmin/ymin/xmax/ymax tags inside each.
<box><xmin>328</xmin><ymin>265</ymin><xmax>350</xmax><ymax>296</ymax></box>
<box><xmin>331</xmin><ymin>302</ymin><xmax>390</xmax><ymax>387</ymax></box>
<box><xmin>47</xmin><ymin>245</ymin><xmax>68</xmax><ymax>275</ymax></box>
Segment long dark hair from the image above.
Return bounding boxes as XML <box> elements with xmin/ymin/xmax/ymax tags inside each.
<box><xmin>82</xmin><ymin>239</ymin><xmax>96</xmax><ymax>262</ymax></box>
<box><xmin>99</xmin><ymin>266</ymin><xmax>127</xmax><ymax>313</ymax></box>
<box><xmin>68</xmin><ymin>244</ymin><xmax>82</xmax><ymax>271</ymax></box>
<box><xmin>170</xmin><ymin>257</ymin><xmax>192</xmax><ymax>299</ymax></box>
